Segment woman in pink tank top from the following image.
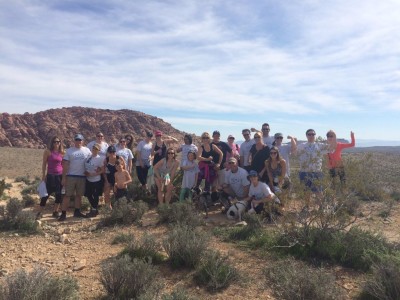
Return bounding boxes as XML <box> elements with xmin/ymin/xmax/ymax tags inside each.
<box><xmin>37</xmin><ymin>136</ymin><xmax>65</xmax><ymax>219</ymax></box>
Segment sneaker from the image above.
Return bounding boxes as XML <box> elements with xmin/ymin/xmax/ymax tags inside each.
<box><xmin>58</xmin><ymin>214</ymin><xmax>66</xmax><ymax>221</ymax></box>
<box><xmin>73</xmin><ymin>211</ymin><xmax>88</xmax><ymax>218</ymax></box>
<box><xmin>36</xmin><ymin>212</ymin><xmax>42</xmax><ymax>220</ymax></box>
<box><xmin>85</xmin><ymin>210</ymin><xmax>98</xmax><ymax>218</ymax></box>
<box><xmin>52</xmin><ymin>211</ymin><xmax>60</xmax><ymax>218</ymax></box>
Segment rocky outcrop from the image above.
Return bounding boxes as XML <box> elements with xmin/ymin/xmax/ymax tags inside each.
<box><xmin>0</xmin><ymin>107</ymin><xmax>192</xmax><ymax>148</ymax></box>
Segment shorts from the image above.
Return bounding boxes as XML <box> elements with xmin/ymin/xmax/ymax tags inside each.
<box><xmin>65</xmin><ymin>176</ymin><xmax>86</xmax><ymax>197</ymax></box>
<box><xmin>299</xmin><ymin>172</ymin><xmax>323</xmax><ymax>193</ymax></box>
<box><xmin>115</xmin><ymin>188</ymin><xmax>128</xmax><ymax>200</ymax></box>
<box><xmin>46</xmin><ymin>174</ymin><xmax>62</xmax><ymax>198</ymax></box>
<box><xmin>212</xmin><ymin>169</ymin><xmax>226</xmax><ymax>188</ymax></box>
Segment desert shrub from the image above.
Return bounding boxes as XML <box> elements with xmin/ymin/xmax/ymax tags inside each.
<box><xmin>6</xmin><ymin>198</ymin><xmax>23</xmax><ymax>220</ymax></box>
<box><xmin>264</xmin><ymin>258</ymin><xmax>344</xmax><ymax>300</ymax></box>
<box><xmin>163</xmin><ymin>225</ymin><xmax>209</xmax><ymax>269</ymax></box>
<box><xmin>22</xmin><ymin>194</ymin><xmax>37</xmax><ymax>207</ymax></box>
<box><xmin>101</xmin><ymin>198</ymin><xmax>148</xmax><ymax>226</ymax></box>
<box><xmin>157</xmin><ymin>201</ymin><xmax>203</xmax><ymax>228</ymax></box>
<box><xmin>101</xmin><ymin>255</ymin><xmax>162</xmax><ymax>300</ymax></box>
<box><xmin>14</xmin><ymin>211</ymin><xmax>40</xmax><ymax>233</ymax></box>
<box><xmin>21</xmin><ymin>184</ymin><xmax>37</xmax><ymax>196</ymax></box>
<box><xmin>120</xmin><ymin>233</ymin><xmax>165</xmax><ymax>264</ymax></box>
<box><xmin>361</xmin><ymin>255</ymin><xmax>400</xmax><ymax>300</ymax></box>
<box><xmin>80</xmin><ymin>196</ymin><xmax>91</xmax><ymax>211</ymax></box>
<box><xmin>228</xmin><ymin>213</ymin><xmax>263</xmax><ymax>241</ymax></box>
<box><xmin>391</xmin><ymin>191</ymin><xmax>400</xmax><ymax>201</ymax></box>
<box><xmin>0</xmin><ymin>179</ymin><xmax>6</xmax><ymax>197</ymax></box>
<box><xmin>112</xmin><ymin>232</ymin><xmax>135</xmax><ymax>245</ymax></box>
<box><xmin>276</xmin><ymin>227</ymin><xmax>392</xmax><ymax>271</ymax></box>
<box><xmin>194</xmin><ymin>250</ymin><xmax>239</xmax><ymax>292</ymax></box>
<box><xmin>162</xmin><ymin>287</ymin><xmax>197</xmax><ymax>300</ymax></box>
<box><xmin>0</xmin><ymin>266</ymin><xmax>79</xmax><ymax>300</ymax></box>
<box><xmin>15</xmin><ymin>176</ymin><xmax>31</xmax><ymax>185</ymax></box>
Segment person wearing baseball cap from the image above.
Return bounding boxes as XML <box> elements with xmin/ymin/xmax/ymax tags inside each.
<box><xmin>226</xmin><ymin>134</ymin><xmax>240</xmax><ymax>169</ymax></box>
<box><xmin>244</xmin><ymin>170</ymin><xmax>277</xmax><ymax>215</ymax></box>
<box><xmin>221</xmin><ymin>157</ymin><xmax>250</xmax><ymax>201</ymax></box>
<box><xmin>211</xmin><ymin>130</ymin><xmax>232</xmax><ymax>200</ymax></box>
<box><xmin>59</xmin><ymin>133</ymin><xmax>91</xmax><ymax>221</ymax></box>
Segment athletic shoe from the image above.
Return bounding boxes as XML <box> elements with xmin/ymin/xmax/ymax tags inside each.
<box><xmin>58</xmin><ymin>214</ymin><xmax>66</xmax><ymax>221</ymax></box>
<box><xmin>85</xmin><ymin>210</ymin><xmax>98</xmax><ymax>218</ymax></box>
<box><xmin>73</xmin><ymin>211</ymin><xmax>88</xmax><ymax>218</ymax></box>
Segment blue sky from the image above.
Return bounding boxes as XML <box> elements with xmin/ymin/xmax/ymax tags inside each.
<box><xmin>1</xmin><ymin>0</ymin><xmax>400</xmax><ymax>145</ymax></box>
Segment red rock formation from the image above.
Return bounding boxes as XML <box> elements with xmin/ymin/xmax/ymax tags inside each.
<box><xmin>0</xmin><ymin>107</ymin><xmax>194</xmax><ymax>148</ymax></box>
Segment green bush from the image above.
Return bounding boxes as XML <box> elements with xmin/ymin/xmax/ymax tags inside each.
<box><xmin>14</xmin><ymin>211</ymin><xmax>40</xmax><ymax>233</ymax></box>
<box><xmin>120</xmin><ymin>233</ymin><xmax>165</xmax><ymax>264</ymax></box>
<box><xmin>0</xmin><ymin>179</ymin><xmax>6</xmax><ymax>198</ymax></box>
<box><xmin>194</xmin><ymin>250</ymin><xmax>239</xmax><ymax>292</ymax></box>
<box><xmin>360</xmin><ymin>255</ymin><xmax>400</xmax><ymax>300</ymax></box>
<box><xmin>22</xmin><ymin>195</ymin><xmax>37</xmax><ymax>208</ymax></box>
<box><xmin>101</xmin><ymin>255</ymin><xmax>162</xmax><ymax>300</ymax></box>
<box><xmin>6</xmin><ymin>198</ymin><xmax>23</xmax><ymax>220</ymax></box>
<box><xmin>0</xmin><ymin>267</ymin><xmax>79</xmax><ymax>300</ymax></box>
<box><xmin>264</xmin><ymin>258</ymin><xmax>344</xmax><ymax>300</ymax></box>
<box><xmin>14</xmin><ymin>176</ymin><xmax>31</xmax><ymax>185</ymax></box>
<box><xmin>157</xmin><ymin>201</ymin><xmax>203</xmax><ymax>228</ymax></box>
<box><xmin>0</xmin><ymin>198</ymin><xmax>39</xmax><ymax>234</ymax></box>
<box><xmin>101</xmin><ymin>198</ymin><xmax>148</xmax><ymax>226</ymax></box>
<box><xmin>112</xmin><ymin>232</ymin><xmax>135</xmax><ymax>245</ymax></box>
<box><xmin>228</xmin><ymin>213</ymin><xmax>263</xmax><ymax>241</ymax></box>
<box><xmin>21</xmin><ymin>185</ymin><xmax>37</xmax><ymax>196</ymax></box>
<box><xmin>163</xmin><ymin>225</ymin><xmax>209</xmax><ymax>269</ymax></box>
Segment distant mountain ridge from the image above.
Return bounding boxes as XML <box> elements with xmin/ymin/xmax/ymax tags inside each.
<box><xmin>0</xmin><ymin>107</ymin><xmax>190</xmax><ymax>148</ymax></box>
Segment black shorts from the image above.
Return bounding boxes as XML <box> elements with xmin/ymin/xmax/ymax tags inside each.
<box><xmin>46</xmin><ymin>174</ymin><xmax>62</xmax><ymax>196</ymax></box>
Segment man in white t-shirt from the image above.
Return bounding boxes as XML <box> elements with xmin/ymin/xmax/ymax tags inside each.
<box><xmin>239</xmin><ymin>129</ymin><xmax>255</xmax><ymax>172</ymax></box>
<box><xmin>87</xmin><ymin>131</ymin><xmax>109</xmax><ymax>159</ymax></box>
<box><xmin>59</xmin><ymin>134</ymin><xmax>92</xmax><ymax>221</ymax></box>
<box><xmin>222</xmin><ymin>158</ymin><xmax>250</xmax><ymax>199</ymax></box>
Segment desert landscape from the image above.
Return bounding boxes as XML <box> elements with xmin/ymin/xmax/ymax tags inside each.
<box><xmin>1</xmin><ymin>145</ymin><xmax>400</xmax><ymax>300</ymax></box>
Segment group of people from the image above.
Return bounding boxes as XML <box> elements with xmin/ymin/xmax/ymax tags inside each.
<box><xmin>38</xmin><ymin>123</ymin><xmax>355</xmax><ymax>220</ymax></box>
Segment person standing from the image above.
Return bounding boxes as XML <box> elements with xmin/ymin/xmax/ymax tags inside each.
<box><xmin>116</xmin><ymin>137</ymin><xmax>134</xmax><ymax>174</ymax></box>
<box><xmin>84</xmin><ymin>143</ymin><xmax>104</xmax><ymax>217</ymax></box>
<box><xmin>153</xmin><ymin>148</ymin><xmax>179</xmax><ymax>204</ymax></box>
<box><xmin>249</xmin><ymin>131</ymin><xmax>271</xmax><ymax>183</ymax></box>
<box><xmin>87</xmin><ymin>132</ymin><xmax>109</xmax><ymax>159</ymax></box>
<box><xmin>177</xmin><ymin>134</ymin><xmax>198</xmax><ymax>167</ymax></box>
<box><xmin>179</xmin><ymin>150</ymin><xmax>199</xmax><ymax>201</ymax></box>
<box><xmin>152</xmin><ymin>130</ymin><xmax>178</xmax><ymax>166</ymax></box>
<box><xmin>58</xmin><ymin>134</ymin><xmax>92</xmax><ymax>221</ymax></box>
<box><xmin>326</xmin><ymin>130</ymin><xmax>355</xmax><ymax>186</ymax></box>
<box><xmin>135</xmin><ymin>131</ymin><xmax>153</xmax><ymax>192</ymax></box>
<box><xmin>273</xmin><ymin>133</ymin><xmax>296</xmax><ymax>178</ymax></box>
<box><xmin>239</xmin><ymin>129</ymin><xmax>255</xmax><ymax>172</ymax></box>
<box><xmin>37</xmin><ymin>136</ymin><xmax>65</xmax><ymax>219</ymax></box>
<box><xmin>251</xmin><ymin>123</ymin><xmax>274</xmax><ymax>147</ymax></box>
<box><xmin>211</xmin><ymin>130</ymin><xmax>232</xmax><ymax>195</ymax></box>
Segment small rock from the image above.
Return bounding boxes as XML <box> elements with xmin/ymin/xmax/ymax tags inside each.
<box><xmin>35</xmin><ymin>220</ymin><xmax>42</xmax><ymax>228</ymax></box>
<box><xmin>73</xmin><ymin>259</ymin><xmax>86</xmax><ymax>271</ymax></box>
<box><xmin>59</xmin><ymin>234</ymin><xmax>71</xmax><ymax>244</ymax></box>
<box><xmin>0</xmin><ymin>269</ymin><xmax>8</xmax><ymax>277</ymax></box>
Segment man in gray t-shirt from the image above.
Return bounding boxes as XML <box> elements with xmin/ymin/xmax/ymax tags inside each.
<box><xmin>239</xmin><ymin>129</ymin><xmax>255</xmax><ymax>172</ymax></box>
<box><xmin>222</xmin><ymin>158</ymin><xmax>250</xmax><ymax>199</ymax></box>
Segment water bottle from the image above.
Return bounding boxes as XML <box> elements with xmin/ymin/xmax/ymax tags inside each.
<box><xmin>61</xmin><ymin>187</ymin><xmax>66</xmax><ymax>195</ymax></box>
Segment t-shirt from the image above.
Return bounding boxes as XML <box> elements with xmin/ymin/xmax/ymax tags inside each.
<box><xmin>263</xmin><ymin>136</ymin><xmax>275</xmax><ymax>148</ymax></box>
<box><xmin>87</xmin><ymin>141</ymin><xmax>109</xmax><ymax>159</ymax></box>
<box><xmin>116</xmin><ymin>148</ymin><xmax>134</xmax><ymax>170</ymax></box>
<box><xmin>63</xmin><ymin>146</ymin><xmax>92</xmax><ymax>177</ymax></box>
<box><xmin>179</xmin><ymin>144</ymin><xmax>198</xmax><ymax>166</ymax></box>
<box><xmin>135</xmin><ymin>140</ymin><xmax>153</xmax><ymax>167</ymax></box>
<box><xmin>224</xmin><ymin>167</ymin><xmax>249</xmax><ymax>198</ymax></box>
<box><xmin>249</xmin><ymin>182</ymin><xmax>273</xmax><ymax>200</ymax></box>
<box><xmin>84</xmin><ymin>155</ymin><xmax>104</xmax><ymax>182</ymax></box>
<box><xmin>276</xmin><ymin>144</ymin><xmax>291</xmax><ymax>176</ymax></box>
<box><xmin>239</xmin><ymin>139</ymin><xmax>255</xmax><ymax>167</ymax></box>
<box><xmin>211</xmin><ymin>141</ymin><xmax>232</xmax><ymax>170</ymax></box>
<box><xmin>297</xmin><ymin>142</ymin><xmax>328</xmax><ymax>172</ymax></box>
<box><xmin>181</xmin><ymin>160</ymin><xmax>200</xmax><ymax>189</ymax></box>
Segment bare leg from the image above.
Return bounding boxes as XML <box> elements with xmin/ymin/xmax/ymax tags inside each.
<box><xmin>165</xmin><ymin>184</ymin><xmax>174</xmax><ymax>204</ymax></box>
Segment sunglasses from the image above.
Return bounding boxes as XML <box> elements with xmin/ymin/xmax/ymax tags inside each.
<box><xmin>53</xmin><ymin>140</ymin><xmax>61</xmax><ymax>143</ymax></box>
<box><xmin>202</xmin><ymin>137</ymin><xmax>210</xmax><ymax>140</ymax></box>
<box><xmin>97</xmin><ymin>135</ymin><xmax>104</xmax><ymax>137</ymax></box>
<box><xmin>327</xmin><ymin>135</ymin><xmax>334</xmax><ymax>138</ymax></box>
<box><xmin>167</xmin><ymin>152</ymin><xmax>175</xmax><ymax>154</ymax></box>
<box><xmin>243</xmin><ymin>133</ymin><xmax>250</xmax><ymax>136</ymax></box>
<box><xmin>228</xmin><ymin>162</ymin><xmax>236</xmax><ymax>164</ymax></box>
<box><xmin>120</xmin><ymin>140</ymin><xmax>126</xmax><ymax>143</ymax></box>
<box><xmin>254</xmin><ymin>136</ymin><xmax>261</xmax><ymax>139</ymax></box>
<box><xmin>75</xmin><ymin>139</ymin><xmax>82</xmax><ymax>141</ymax></box>
<box><xmin>262</xmin><ymin>128</ymin><xmax>270</xmax><ymax>131</ymax></box>
<box><xmin>275</xmin><ymin>137</ymin><xmax>283</xmax><ymax>140</ymax></box>
<box><xmin>307</xmin><ymin>133</ymin><xmax>316</xmax><ymax>136</ymax></box>
<box><xmin>270</xmin><ymin>152</ymin><xmax>278</xmax><ymax>154</ymax></box>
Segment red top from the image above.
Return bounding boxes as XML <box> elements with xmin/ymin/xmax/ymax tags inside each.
<box><xmin>327</xmin><ymin>133</ymin><xmax>355</xmax><ymax>169</ymax></box>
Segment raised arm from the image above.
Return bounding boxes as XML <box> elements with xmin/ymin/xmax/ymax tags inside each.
<box><xmin>287</xmin><ymin>135</ymin><xmax>297</xmax><ymax>154</ymax></box>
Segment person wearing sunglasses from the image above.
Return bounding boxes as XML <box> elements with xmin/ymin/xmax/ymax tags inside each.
<box><xmin>239</xmin><ymin>129</ymin><xmax>255</xmax><ymax>172</ymax></box>
<box><xmin>326</xmin><ymin>130</ymin><xmax>355</xmax><ymax>187</ymax></box>
<box><xmin>87</xmin><ymin>132</ymin><xmax>109</xmax><ymax>159</ymax></box>
<box><xmin>296</xmin><ymin>129</ymin><xmax>329</xmax><ymax>197</ymax></box>
<box><xmin>152</xmin><ymin>130</ymin><xmax>179</xmax><ymax>166</ymax></box>
<box><xmin>272</xmin><ymin>133</ymin><xmax>297</xmax><ymax>178</ymax></box>
<box><xmin>248</xmin><ymin>131</ymin><xmax>271</xmax><ymax>183</ymax></box>
<box><xmin>37</xmin><ymin>136</ymin><xmax>65</xmax><ymax>219</ymax></box>
<box><xmin>251</xmin><ymin>123</ymin><xmax>274</xmax><ymax>147</ymax></box>
<box><xmin>177</xmin><ymin>134</ymin><xmax>198</xmax><ymax>167</ymax></box>
<box><xmin>153</xmin><ymin>147</ymin><xmax>179</xmax><ymax>204</ymax></box>
<box><xmin>116</xmin><ymin>137</ymin><xmax>134</xmax><ymax>174</ymax></box>
<box><xmin>260</xmin><ymin>146</ymin><xmax>289</xmax><ymax>195</ymax></box>
<box><xmin>59</xmin><ymin>134</ymin><xmax>92</xmax><ymax>221</ymax></box>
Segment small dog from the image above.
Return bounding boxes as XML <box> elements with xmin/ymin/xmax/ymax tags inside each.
<box><xmin>226</xmin><ymin>200</ymin><xmax>248</xmax><ymax>221</ymax></box>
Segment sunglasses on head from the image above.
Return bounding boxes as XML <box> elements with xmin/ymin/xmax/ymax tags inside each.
<box><xmin>75</xmin><ymin>139</ymin><xmax>82</xmax><ymax>141</ymax></box>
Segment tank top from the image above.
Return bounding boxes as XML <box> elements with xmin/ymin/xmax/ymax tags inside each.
<box><xmin>47</xmin><ymin>151</ymin><xmax>63</xmax><ymax>175</ymax></box>
<box><xmin>153</xmin><ymin>142</ymin><xmax>166</xmax><ymax>165</ymax></box>
<box><xmin>201</xmin><ymin>145</ymin><xmax>214</xmax><ymax>164</ymax></box>
<box><xmin>105</xmin><ymin>156</ymin><xmax>120</xmax><ymax>175</ymax></box>
<box><xmin>268</xmin><ymin>160</ymin><xmax>283</xmax><ymax>185</ymax></box>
